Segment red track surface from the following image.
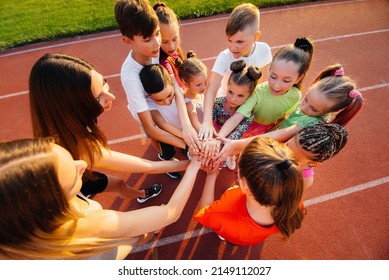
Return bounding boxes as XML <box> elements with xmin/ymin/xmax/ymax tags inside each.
<box><xmin>0</xmin><ymin>0</ymin><xmax>388</xmax><ymax>260</ymax></box>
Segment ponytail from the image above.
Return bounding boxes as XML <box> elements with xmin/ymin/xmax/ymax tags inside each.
<box><xmin>311</xmin><ymin>64</ymin><xmax>364</xmax><ymax>126</ymax></box>
<box><xmin>272</xmin><ymin>37</ymin><xmax>314</xmax><ymax>89</ymax></box>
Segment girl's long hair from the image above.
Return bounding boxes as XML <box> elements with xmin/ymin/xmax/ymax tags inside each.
<box><xmin>29</xmin><ymin>53</ymin><xmax>108</xmax><ymax>167</ymax></box>
<box><xmin>0</xmin><ymin>139</ymin><xmax>125</xmax><ymax>259</ymax></box>
<box><xmin>310</xmin><ymin>64</ymin><xmax>363</xmax><ymax>126</ymax></box>
<box><xmin>238</xmin><ymin>137</ymin><xmax>305</xmax><ymax>238</ymax></box>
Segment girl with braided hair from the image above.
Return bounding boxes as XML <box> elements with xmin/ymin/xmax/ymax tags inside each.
<box><xmin>216</xmin><ymin>123</ymin><xmax>348</xmax><ymax>189</ymax></box>
<box><xmin>285</xmin><ymin>123</ymin><xmax>348</xmax><ymax>188</ymax></box>
<box><xmin>194</xmin><ymin>137</ymin><xmax>305</xmax><ymax>246</ymax></box>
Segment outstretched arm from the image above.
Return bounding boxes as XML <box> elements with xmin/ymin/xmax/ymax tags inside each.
<box><xmin>173</xmin><ymin>77</ymin><xmax>201</xmax><ymax>152</ymax></box>
<box><xmin>215</xmin><ymin>125</ymin><xmax>304</xmax><ymax>163</ymax></box>
<box><xmin>150</xmin><ymin>109</ymin><xmax>183</xmax><ymax>139</ymax></box>
<box><xmin>139</xmin><ymin>110</ymin><xmax>186</xmax><ymax>149</ymax></box>
<box><xmin>216</xmin><ymin>112</ymin><xmax>245</xmax><ymax>138</ymax></box>
<box><xmin>84</xmin><ymin>156</ymin><xmax>202</xmax><ymax>238</ymax></box>
<box><xmin>198</xmin><ymin>170</ymin><xmax>220</xmax><ymax>209</ymax></box>
<box><xmin>96</xmin><ymin>147</ymin><xmax>189</xmax><ymax>173</ymax></box>
<box><xmin>198</xmin><ymin>72</ymin><xmax>221</xmax><ymax>141</ymax></box>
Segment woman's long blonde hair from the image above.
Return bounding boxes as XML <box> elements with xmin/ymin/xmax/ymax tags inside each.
<box><xmin>0</xmin><ymin>139</ymin><xmax>125</xmax><ymax>259</ymax></box>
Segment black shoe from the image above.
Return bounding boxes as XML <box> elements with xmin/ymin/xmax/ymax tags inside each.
<box><xmin>157</xmin><ymin>153</ymin><xmax>182</xmax><ymax>179</ymax></box>
<box><xmin>137</xmin><ymin>184</ymin><xmax>162</xmax><ymax>203</ymax></box>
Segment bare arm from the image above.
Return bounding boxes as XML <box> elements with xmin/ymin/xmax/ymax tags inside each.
<box><xmin>260</xmin><ymin>125</ymin><xmax>303</xmax><ymax>143</ymax></box>
<box><xmin>215</xmin><ymin>125</ymin><xmax>304</xmax><ymax>163</ymax></box>
<box><xmin>95</xmin><ymin>147</ymin><xmax>189</xmax><ymax>173</ymax></box>
<box><xmin>186</xmin><ymin>102</ymin><xmax>202</xmax><ymax>133</ymax></box>
<box><xmin>173</xmin><ymin>76</ymin><xmax>201</xmax><ymax>152</ymax></box>
<box><xmin>198</xmin><ymin>170</ymin><xmax>219</xmax><ymax>209</ymax></box>
<box><xmin>198</xmin><ymin>72</ymin><xmax>222</xmax><ymax>141</ymax></box>
<box><xmin>82</xmin><ymin>157</ymin><xmax>202</xmax><ymax>238</ymax></box>
<box><xmin>216</xmin><ymin>112</ymin><xmax>245</xmax><ymax>138</ymax></box>
<box><xmin>138</xmin><ymin>110</ymin><xmax>186</xmax><ymax>149</ymax></box>
<box><xmin>150</xmin><ymin>110</ymin><xmax>183</xmax><ymax>138</ymax></box>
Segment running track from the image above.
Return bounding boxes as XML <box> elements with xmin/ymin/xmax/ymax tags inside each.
<box><xmin>0</xmin><ymin>0</ymin><xmax>388</xmax><ymax>260</ymax></box>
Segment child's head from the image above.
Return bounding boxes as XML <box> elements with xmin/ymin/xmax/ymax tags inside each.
<box><xmin>238</xmin><ymin>137</ymin><xmax>304</xmax><ymax>238</ymax></box>
<box><xmin>139</xmin><ymin>64</ymin><xmax>175</xmax><ymax>106</ymax></box>
<box><xmin>176</xmin><ymin>51</ymin><xmax>208</xmax><ymax>94</ymax></box>
<box><xmin>153</xmin><ymin>2</ymin><xmax>181</xmax><ymax>57</ymax></box>
<box><xmin>269</xmin><ymin>37</ymin><xmax>314</xmax><ymax>94</ymax></box>
<box><xmin>225</xmin><ymin>3</ymin><xmax>261</xmax><ymax>58</ymax></box>
<box><xmin>115</xmin><ymin>0</ymin><xmax>159</xmax><ymax>39</ymax></box>
<box><xmin>287</xmin><ymin>123</ymin><xmax>348</xmax><ymax>167</ymax></box>
<box><xmin>302</xmin><ymin>64</ymin><xmax>363</xmax><ymax>126</ymax></box>
<box><xmin>226</xmin><ymin>60</ymin><xmax>262</xmax><ymax>109</ymax></box>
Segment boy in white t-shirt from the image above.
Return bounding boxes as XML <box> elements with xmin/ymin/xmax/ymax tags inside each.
<box><xmin>199</xmin><ymin>3</ymin><xmax>272</xmax><ymax>145</ymax></box>
<box><xmin>114</xmin><ymin>0</ymin><xmax>198</xmax><ymax>179</ymax></box>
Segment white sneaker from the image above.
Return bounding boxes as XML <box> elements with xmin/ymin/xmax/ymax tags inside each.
<box><xmin>226</xmin><ymin>155</ymin><xmax>236</xmax><ymax>170</ymax></box>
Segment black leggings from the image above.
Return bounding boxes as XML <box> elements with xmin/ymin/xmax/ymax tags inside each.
<box><xmin>81</xmin><ymin>170</ymin><xmax>108</xmax><ymax>196</ymax></box>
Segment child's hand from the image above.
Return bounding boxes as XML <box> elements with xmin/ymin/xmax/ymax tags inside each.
<box><xmin>183</xmin><ymin>125</ymin><xmax>201</xmax><ymax>153</ymax></box>
<box><xmin>215</xmin><ymin>135</ymin><xmax>239</xmax><ymax>164</ymax></box>
<box><xmin>198</xmin><ymin>121</ymin><xmax>216</xmax><ymax>141</ymax></box>
<box><xmin>201</xmin><ymin>137</ymin><xmax>221</xmax><ymax>158</ymax></box>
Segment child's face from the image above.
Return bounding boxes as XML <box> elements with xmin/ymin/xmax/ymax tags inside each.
<box><xmin>226</xmin><ymin>81</ymin><xmax>251</xmax><ymax>110</ymax></box>
<box><xmin>227</xmin><ymin>28</ymin><xmax>258</xmax><ymax>59</ymax></box>
<box><xmin>301</xmin><ymin>86</ymin><xmax>337</xmax><ymax>117</ymax></box>
<box><xmin>160</xmin><ymin>22</ymin><xmax>180</xmax><ymax>57</ymax></box>
<box><xmin>150</xmin><ymin>84</ymin><xmax>175</xmax><ymax>106</ymax></box>
<box><xmin>129</xmin><ymin>27</ymin><xmax>161</xmax><ymax>59</ymax></box>
<box><xmin>90</xmin><ymin>70</ymin><xmax>115</xmax><ymax>112</ymax></box>
<box><xmin>286</xmin><ymin>135</ymin><xmax>318</xmax><ymax>168</ymax></box>
<box><xmin>186</xmin><ymin>72</ymin><xmax>208</xmax><ymax>94</ymax></box>
<box><xmin>268</xmin><ymin>59</ymin><xmax>302</xmax><ymax>96</ymax></box>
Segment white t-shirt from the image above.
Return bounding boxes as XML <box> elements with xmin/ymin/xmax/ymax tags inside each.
<box><xmin>120</xmin><ymin>51</ymin><xmax>159</xmax><ymax>124</ymax></box>
<box><xmin>147</xmin><ymin>98</ymin><xmax>182</xmax><ymax>130</ymax></box>
<box><xmin>212</xmin><ymin>42</ymin><xmax>272</xmax><ymax>97</ymax></box>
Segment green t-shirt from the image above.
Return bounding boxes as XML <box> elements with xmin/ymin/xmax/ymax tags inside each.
<box><xmin>237</xmin><ymin>82</ymin><xmax>301</xmax><ymax>125</ymax></box>
<box><xmin>280</xmin><ymin>106</ymin><xmax>324</xmax><ymax>129</ymax></box>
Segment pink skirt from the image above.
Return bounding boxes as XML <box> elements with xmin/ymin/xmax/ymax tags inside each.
<box><xmin>242</xmin><ymin>122</ymin><xmax>275</xmax><ymax>138</ymax></box>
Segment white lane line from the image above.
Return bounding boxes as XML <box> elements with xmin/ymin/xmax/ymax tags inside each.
<box><xmin>107</xmin><ymin>134</ymin><xmax>145</xmax><ymax>145</ymax></box>
<box><xmin>304</xmin><ymin>176</ymin><xmax>389</xmax><ymax>207</ymax></box>
<box><xmin>2</xmin><ymin>29</ymin><xmax>388</xmax><ymax>100</ymax></box>
<box><xmin>131</xmin><ymin>175</ymin><xmax>389</xmax><ymax>254</ymax></box>
<box><xmin>0</xmin><ymin>0</ymin><xmax>366</xmax><ymax>58</ymax></box>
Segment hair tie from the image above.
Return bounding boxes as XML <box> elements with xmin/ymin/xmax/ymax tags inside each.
<box><xmin>277</xmin><ymin>159</ymin><xmax>292</xmax><ymax>171</ymax></box>
<box><xmin>333</xmin><ymin>67</ymin><xmax>344</xmax><ymax>76</ymax></box>
<box><xmin>349</xmin><ymin>89</ymin><xmax>361</xmax><ymax>99</ymax></box>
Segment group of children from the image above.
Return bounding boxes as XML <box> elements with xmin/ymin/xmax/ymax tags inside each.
<box><xmin>0</xmin><ymin>0</ymin><xmax>364</xmax><ymax>259</ymax></box>
<box><xmin>114</xmin><ymin>0</ymin><xmax>363</xmax><ymax>245</ymax></box>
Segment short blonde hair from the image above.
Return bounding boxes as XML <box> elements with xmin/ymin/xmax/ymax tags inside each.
<box><xmin>226</xmin><ymin>3</ymin><xmax>260</xmax><ymax>36</ymax></box>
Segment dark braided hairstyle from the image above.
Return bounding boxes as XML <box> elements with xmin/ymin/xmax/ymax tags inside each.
<box><xmin>228</xmin><ymin>60</ymin><xmax>262</xmax><ymax>95</ymax></box>
<box><xmin>298</xmin><ymin>123</ymin><xmax>348</xmax><ymax>163</ymax></box>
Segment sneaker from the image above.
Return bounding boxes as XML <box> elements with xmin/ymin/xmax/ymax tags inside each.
<box><xmin>137</xmin><ymin>184</ymin><xmax>163</xmax><ymax>203</ymax></box>
<box><xmin>157</xmin><ymin>153</ymin><xmax>182</xmax><ymax>179</ymax></box>
<box><xmin>181</xmin><ymin>149</ymin><xmax>192</xmax><ymax>160</ymax></box>
<box><xmin>226</xmin><ymin>155</ymin><xmax>236</xmax><ymax>170</ymax></box>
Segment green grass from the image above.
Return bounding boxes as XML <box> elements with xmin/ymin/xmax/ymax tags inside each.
<box><xmin>0</xmin><ymin>0</ymin><xmax>317</xmax><ymax>51</ymax></box>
